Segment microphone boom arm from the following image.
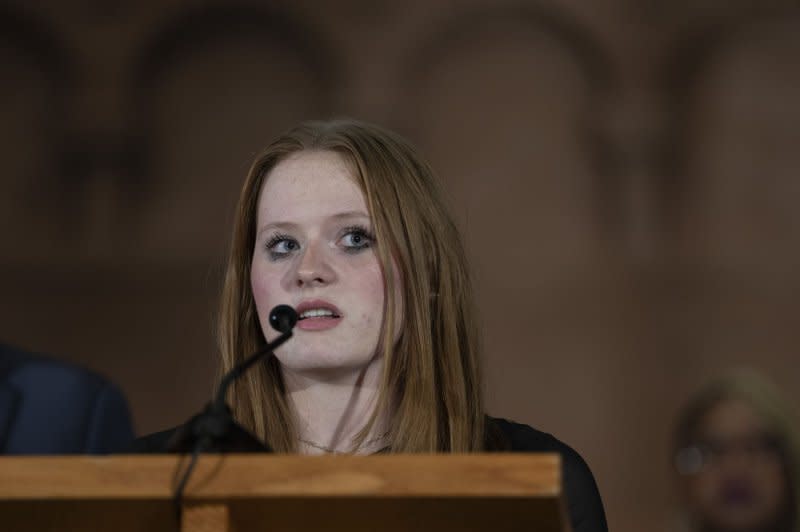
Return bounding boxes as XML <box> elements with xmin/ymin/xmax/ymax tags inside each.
<box><xmin>213</xmin><ymin>331</ymin><xmax>292</xmax><ymax>411</ymax></box>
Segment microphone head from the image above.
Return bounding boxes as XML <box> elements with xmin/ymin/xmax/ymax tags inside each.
<box><xmin>269</xmin><ymin>305</ymin><xmax>298</xmax><ymax>334</ymax></box>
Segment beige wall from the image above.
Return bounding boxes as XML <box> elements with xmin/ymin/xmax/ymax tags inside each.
<box><xmin>1</xmin><ymin>1</ymin><xmax>799</xmax><ymax>530</ymax></box>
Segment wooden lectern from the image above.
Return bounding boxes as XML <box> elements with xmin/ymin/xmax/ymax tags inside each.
<box><xmin>0</xmin><ymin>454</ymin><xmax>569</xmax><ymax>532</ymax></box>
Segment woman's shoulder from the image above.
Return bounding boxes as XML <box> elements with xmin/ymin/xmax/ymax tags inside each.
<box><xmin>486</xmin><ymin>415</ymin><xmax>570</xmax><ymax>452</ymax></box>
<box><xmin>485</xmin><ymin>416</ymin><xmax>608</xmax><ymax>532</ymax></box>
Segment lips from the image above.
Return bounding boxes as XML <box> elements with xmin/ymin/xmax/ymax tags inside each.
<box><xmin>294</xmin><ymin>299</ymin><xmax>342</xmax><ymax>331</ymax></box>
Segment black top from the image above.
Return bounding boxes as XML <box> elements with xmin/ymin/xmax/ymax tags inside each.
<box><xmin>133</xmin><ymin>416</ymin><xmax>607</xmax><ymax>532</ymax></box>
<box><xmin>485</xmin><ymin>417</ymin><xmax>608</xmax><ymax>532</ymax></box>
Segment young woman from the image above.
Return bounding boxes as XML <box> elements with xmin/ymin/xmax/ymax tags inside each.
<box><xmin>136</xmin><ymin>119</ymin><xmax>607</xmax><ymax>531</ymax></box>
<box><xmin>673</xmin><ymin>371</ymin><xmax>799</xmax><ymax>532</ymax></box>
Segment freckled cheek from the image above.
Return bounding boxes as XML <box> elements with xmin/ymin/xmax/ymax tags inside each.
<box><xmin>351</xmin><ymin>261</ymin><xmax>404</xmax><ymax>339</ymax></box>
<box><xmin>250</xmin><ymin>266</ymin><xmax>285</xmax><ymax>311</ymax></box>
<box><xmin>345</xmin><ymin>263</ymin><xmax>385</xmax><ymax>321</ymax></box>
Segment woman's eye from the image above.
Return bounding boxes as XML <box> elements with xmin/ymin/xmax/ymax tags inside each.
<box><xmin>266</xmin><ymin>234</ymin><xmax>299</xmax><ymax>259</ymax></box>
<box><xmin>340</xmin><ymin>227</ymin><xmax>374</xmax><ymax>251</ymax></box>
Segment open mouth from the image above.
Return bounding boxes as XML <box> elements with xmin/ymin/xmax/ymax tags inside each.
<box><xmin>298</xmin><ymin>308</ymin><xmax>341</xmax><ymax>320</ymax></box>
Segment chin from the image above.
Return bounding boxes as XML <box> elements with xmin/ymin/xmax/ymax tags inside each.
<box><xmin>277</xmin><ymin>352</ymin><xmax>377</xmax><ymax>376</ymax></box>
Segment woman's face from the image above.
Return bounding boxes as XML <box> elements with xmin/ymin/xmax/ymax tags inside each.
<box><xmin>683</xmin><ymin>399</ymin><xmax>788</xmax><ymax>532</ymax></box>
<box><xmin>250</xmin><ymin>150</ymin><xmax>401</xmax><ymax>376</ymax></box>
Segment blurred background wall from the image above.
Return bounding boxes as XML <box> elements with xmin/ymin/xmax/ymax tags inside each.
<box><xmin>1</xmin><ymin>0</ymin><xmax>798</xmax><ymax>530</ymax></box>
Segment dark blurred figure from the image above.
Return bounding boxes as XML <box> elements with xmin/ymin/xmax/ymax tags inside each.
<box><xmin>0</xmin><ymin>343</ymin><xmax>134</xmax><ymax>454</ymax></box>
<box><xmin>673</xmin><ymin>370</ymin><xmax>799</xmax><ymax>532</ymax></box>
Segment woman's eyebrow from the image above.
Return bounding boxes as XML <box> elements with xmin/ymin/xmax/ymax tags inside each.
<box><xmin>256</xmin><ymin>212</ymin><xmax>370</xmax><ymax>237</ymax></box>
<box><xmin>330</xmin><ymin>211</ymin><xmax>370</xmax><ymax>221</ymax></box>
<box><xmin>256</xmin><ymin>221</ymin><xmax>299</xmax><ymax>237</ymax></box>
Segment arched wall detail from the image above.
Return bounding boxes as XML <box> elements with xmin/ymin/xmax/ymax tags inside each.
<box><xmin>0</xmin><ymin>6</ymin><xmax>76</xmax><ymax>262</ymax></box>
<box><xmin>397</xmin><ymin>4</ymin><xmax>618</xmax><ymax>272</ymax></box>
<box><xmin>124</xmin><ymin>4</ymin><xmax>341</xmax><ymax>263</ymax></box>
<box><xmin>662</xmin><ymin>8</ymin><xmax>800</xmax><ymax>272</ymax></box>
<box><xmin>401</xmin><ymin>5</ymin><xmax>614</xmax><ymax>100</ymax></box>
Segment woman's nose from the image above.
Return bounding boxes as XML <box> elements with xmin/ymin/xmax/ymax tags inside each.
<box><xmin>292</xmin><ymin>242</ymin><xmax>336</xmax><ymax>288</ymax></box>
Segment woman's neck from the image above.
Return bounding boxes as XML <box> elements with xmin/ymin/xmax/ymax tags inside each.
<box><xmin>281</xmin><ymin>355</ymin><xmax>388</xmax><ymax>454</ymax></box>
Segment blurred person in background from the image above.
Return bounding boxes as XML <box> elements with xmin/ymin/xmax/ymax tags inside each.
<box><xmin>673</xmin><ymin>370</ymin><xmax>799</xmax><ymax>532</ymax></box>
<box><xmin>0</xmin><ymin>342</ymin><xmax>134</xmax><ymax>454</ymax></box>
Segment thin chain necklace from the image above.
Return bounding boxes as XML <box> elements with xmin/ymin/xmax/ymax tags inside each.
<box><xmin>299</xmin><ymin>432</ymin><xmax>390</xmax><ymax>455</ymax></box>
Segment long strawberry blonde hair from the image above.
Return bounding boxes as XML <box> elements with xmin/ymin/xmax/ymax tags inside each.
<box><xmin>217</xmin><ymin>119</ymin><xmax>484</xmax><ymax>452</ymax></box>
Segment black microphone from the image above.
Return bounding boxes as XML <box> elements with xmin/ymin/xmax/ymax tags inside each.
<box><xmin>165</xmin><ymin>304</ymin><xmax>298</xmax><ymax>453</ymax></box>
<box><xmin>168</xmin><ymin>305</ymin><xmax>297</xmax><ymax>521</ymax></box>
<box><xmin>270</xmin><ymin>304</ymin><xmax>298</xmax><ymax>334</ymax></box>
